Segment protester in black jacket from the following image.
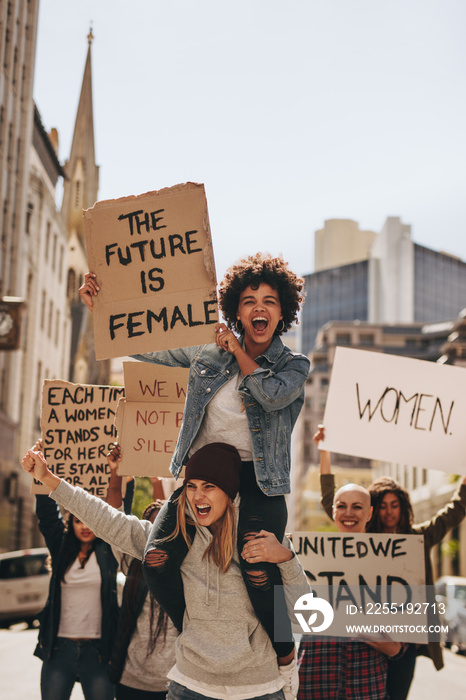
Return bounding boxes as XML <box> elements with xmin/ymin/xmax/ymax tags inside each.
<box><xmin>35</xmin><ymin>492</ymin><xmax>118</xmax><ymax>700</ymax></box>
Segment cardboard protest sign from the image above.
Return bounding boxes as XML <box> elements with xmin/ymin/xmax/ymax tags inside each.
<box><xmin>34</xmin><ymin>380</ymin><xmax>124</xmax><ymax>497</ymax></box>
<box><xmin>84</xmin><ymin>182</ymin><xmax>218</xmax><ymax>360</ymax></box>
<box><xmin>115</xmin><ymin>361</ymin><xmax>188</xmax><ymax>477</ymax></box>
<box><xmin>321</xmin><ymin>347</ymin><xmax>466</xmax><ymax>473</ymax></box>
<box><xmin>292</xmin><ymin>531</ymin><xmax>428</xmax><ymax>642</ymax></box>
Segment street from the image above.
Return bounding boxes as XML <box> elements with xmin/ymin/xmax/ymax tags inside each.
<box><xmin>1</xmin><ymin>623</ymin><xmax>465</xmax><ymax>700</ymax></box>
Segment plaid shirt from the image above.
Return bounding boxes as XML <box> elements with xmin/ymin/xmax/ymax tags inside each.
<box><xmin>297</xmin><ymin>638</ymin><xmax>403</xmax><ymax>700</ymax></box>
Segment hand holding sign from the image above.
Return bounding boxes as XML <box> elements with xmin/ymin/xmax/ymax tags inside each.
<box><xmin>79</xmin><ymin>272</ymin><xmax>100</xmax><ymax>311</ymax></box>
<box><xmin>83</xmin><ymin>182</ymin><xmax>218</xmax><ymax>359</ymax></box>
<box><xmin>35</xmin><ymin>380</ymin><xmax>124</xmax><ymax>497</ymax></box>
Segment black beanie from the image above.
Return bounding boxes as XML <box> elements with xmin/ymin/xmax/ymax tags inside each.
<box><xmin>183</xmin><ymin>443</ymin><xmax>242</xmax><ymax>499</ymax></box>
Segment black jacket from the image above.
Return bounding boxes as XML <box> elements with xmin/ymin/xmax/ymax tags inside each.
<box><xmin>34</xmin><ymin>494</ymin><xmax>119</xmax><ymax>663</ymax></box>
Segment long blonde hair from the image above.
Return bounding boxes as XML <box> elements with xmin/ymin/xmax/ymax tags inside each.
<box><xmin>164</xmin><ymin>487</ymin><xmax>236</xmax><ymax>573</ymax></box>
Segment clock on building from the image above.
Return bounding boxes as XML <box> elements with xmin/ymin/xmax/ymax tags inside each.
<box><xmin>0</xmin><ymin>299</ymin><xmax>24</xmax><ymax>350</ymax></box>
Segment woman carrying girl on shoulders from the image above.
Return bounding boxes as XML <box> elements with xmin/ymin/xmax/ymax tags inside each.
<box><xmin>80</xmin><ymin>252</ymin><xmax>310</xmax><ymax>677</ymax></box>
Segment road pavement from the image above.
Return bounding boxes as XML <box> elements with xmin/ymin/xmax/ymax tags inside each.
<box><xmin>1</xmin><ymin>623</ymin><xmax>465</xmax><ymax>699</ymax></box>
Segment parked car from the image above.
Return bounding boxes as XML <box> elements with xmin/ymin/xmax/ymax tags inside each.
<box><xmin>0</xmin><ymin>547</ymin><xmax>50</xmax><ymax>628</ymax></box>
<box><xmin>435</xmin><ymin>575</ymin><xmax>466</xmax><ymax>654</ymax></box>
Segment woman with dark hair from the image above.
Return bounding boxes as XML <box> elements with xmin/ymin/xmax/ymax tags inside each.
<box><xmin>317</xmin><ymin>425</ymin><xmax>466</xmax><ymax>699</ymax></box>
<box><xmin>104</xmin><ymin>445</ymin><xmax>178</xmax><ymax>700</ymax></box>
<box><xmin>80</xmin><ymin>252</ymin><xmax>310</xmax><ymax>694</ymax></box>
<box><xmin>34</xmin><ymin>491</ymin><xmax>118</xmax><ymax>699</ymax></box>
<box><xmin>366</xmin><ymin>477</ymin><xmax>414</xmax><ymax>535</ymax></box>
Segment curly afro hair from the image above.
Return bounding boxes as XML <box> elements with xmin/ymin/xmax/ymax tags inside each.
<box><xmin>366</xmin><ymin>477</ymin><xmax>414</xmax><ymax>534</ymax></box>
<box><xmin>218</xmin><ymin>253</ymin><xmax>305</xmax><ymax>335</ymax></box>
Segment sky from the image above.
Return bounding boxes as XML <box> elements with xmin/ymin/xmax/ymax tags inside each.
<box><xmin>34</xmin><ymin>0</ymin><xmax>466</xmax><ymax>283</ymax></box>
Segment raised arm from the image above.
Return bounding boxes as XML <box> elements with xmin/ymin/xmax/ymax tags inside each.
<box><xmin>22</xmin><ymin>447</ymin><xmax>151</xmax><ymax>560</ymax></box>
<box><xmin>415</xmin><ymin>475</ymin><xmax>466</xmax><ymax>543</ymax></box>
<box><xmin>105</xmin><ymin>443</ymin><xmax>124</xmax><ymax>509</ymax></box>
<box><xmin>315</xmin><ymin>426</ymin><xmax>335</xmax><ymax>519</ymax></box>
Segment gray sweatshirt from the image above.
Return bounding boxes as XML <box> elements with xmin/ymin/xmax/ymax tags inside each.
<box><xmin>51</xmin><ymin>480</ymin><xmax>310</xmax><ymax>688</ymax></box>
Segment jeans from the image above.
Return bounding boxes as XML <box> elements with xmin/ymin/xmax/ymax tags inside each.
<box><xmin>116</xmin><ymin>684</ymin><xmax>167</xmax><ymax>700</ymax></box>
<box><xmin>143</xmin><ymin>461</ymin><xmax>294</xmax><ymax>657</ymax></box>
<box><xmin>167</xmin><ymin>681</ymin><xmax>285</xmax><ymax>700</ymax></box>
<box><xmin>386</xmin><ymin>643</ymin><xmax>417</xmax><ymax>700</ymax></box>
<box><xmin>40</xmin><ymin>638</ymin><xmax>115</xmax><ymax>700</ymax></box>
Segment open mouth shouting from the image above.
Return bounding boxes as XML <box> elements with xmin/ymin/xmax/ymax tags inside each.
<box><xmin>251</xmin><ymin>316</ymin><xmax>269</xmax><ymax>333</ymax></box>
<box><xmin>195</xmin><ymin>504</ymin><xmax>212</xmax><ymax>520</ymax></box>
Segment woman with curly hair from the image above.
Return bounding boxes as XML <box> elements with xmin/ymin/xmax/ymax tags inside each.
<box><xmin>317</xmin><ymin>426</ymin><xmax>466</xmax><ymax>700</ymax></box>
<box><xmin>80</xmin><ymin>252</ymin><xmax>310</xmax><ymax>696</ymax></box>
<box><xmin>365</xmin><ymin>475</ymin><xmax>466</xmax><ymax>699</ymax></box>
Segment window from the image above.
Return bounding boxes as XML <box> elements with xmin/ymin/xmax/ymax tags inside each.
<box><xmin>44</xmin><ymin>222</ymin><xmax>51</xmax><ymax>261</ymax></box>
<box><xmin>336</xmin><ymin>333</ymin><xmax>351</xmax><ymax>346</ymax></box>
<box><xmin>359</xmin><ymin>334</ymin><xmax>374</xmax><ymax>346</ymax></box>
<box><xmin>67</xmin><ymin>269</ymin><xmax>76</xmax><ymax>302</ymax></box>
<box><xmin>75</xmin><ymin>181</ymin><xmax>81</xmax><ymax>208</ymax></box>
<box><xmin>52</xmin><ymin>234</ymin><xmax>57</xmax><ymax>271</ymax></box>
<box><xmin>26</xmin><ymin>202</ymin><xmax>33</xmax><ymax>234</ymax></box>
<box><xmin>48</xmin><ymin>300</ymin><xmax>53</xmax><ymax>338</ymax></box>
<box><xmin>55</xmin><ymin>310</ymin><xmax>60</xmax><ymax>345</ymax></box>
<box><xmin>58</xmin><ymin>245</ymin><xmax>64</xmax><ymax>283</ymax></box>
<box><xmin>40</xmin><ymin>291</ymin><xmax>46</xmax><ymax>330</ymax></box>
<box><xmin>36</xmin><ymin>361</ymin><xmax>42</xmax><ymax>407</ymax></box>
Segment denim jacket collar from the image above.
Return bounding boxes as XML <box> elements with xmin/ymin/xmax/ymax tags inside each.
<box><xmin>240</xmin><ymin>333</ymin><xmax>285</xmax><ymax>365</ymax></box>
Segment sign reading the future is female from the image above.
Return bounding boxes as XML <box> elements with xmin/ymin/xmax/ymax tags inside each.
<box><xmin>84</xmin><ymin>182</ymin><xmax>218</xmax><ymax>360</ymax></box>
<box><xmin>321</xmin><ymin>347</ymin><xmax>466</xmax><ymax>473</ymax></box>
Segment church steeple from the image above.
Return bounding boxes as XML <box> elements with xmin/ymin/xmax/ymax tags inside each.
<box><xmin>62</xmin><ymin>28</ymin><xmax>99</xmax><ymax>244</ymax></box>
<box><xmin>63</xmin><ymin>31</ymin><xmax>109</xmax><ymax>387</ymax></box>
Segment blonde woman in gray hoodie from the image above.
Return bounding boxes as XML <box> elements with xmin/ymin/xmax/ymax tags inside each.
<box><xmin>23</xmin><ymin>442</ymin><xmax>309</xmax><ymax>700</ymax></box>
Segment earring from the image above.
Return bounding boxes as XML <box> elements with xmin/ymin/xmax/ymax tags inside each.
<box><xmin>236</xmin><ymin>320</ymin><xmax>244</xmax><ymax>333</ymax></box>
<box><xmin>276</xmin><ymin>319</ymin><xmax>285</xmax><ymax>333</ymax></box>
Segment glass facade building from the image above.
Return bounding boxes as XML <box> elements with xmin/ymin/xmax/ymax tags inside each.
<box><xmin>413</xmin><ymin>244</ymin><xmax>466</xmax><ymax>322</ymax></box>
<box><xmin>301</xmin><ymin>245</ymin><xmax>466</xmax><ymax>357</ymax></box>
<box><xmin>302</xmin><ymin>260</ymin><xmax>369</xmax><ymax>356</ymax></box>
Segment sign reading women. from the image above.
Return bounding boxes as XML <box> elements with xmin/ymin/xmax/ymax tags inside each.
<box><xmin>35</xmin><ymin>380</ymin><xmax>125</xmax><ymax>496</ymax></box>
<box><xmin>321</xmin><ymin>347</ymin><xmax>466</xmax><ymax>472</ymax></box>
<box><xmin>115</xmin><ymin>362</ymin><xmax>188</xmax><ymax>477</ymax></box>
<box><xmin>84</xmin><ymin>182</ymin><xmax>218</xmax><ymax>360</ymax></box>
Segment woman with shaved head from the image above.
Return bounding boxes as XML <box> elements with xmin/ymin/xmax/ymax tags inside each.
<box><xmin>297</xmin><ymin>428</ymin><xmax>405</xmax><ymax>700</ymax></box>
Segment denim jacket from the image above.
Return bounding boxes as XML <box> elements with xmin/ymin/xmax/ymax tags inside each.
<box><xmin>134</xmin><ymin>335</ymin><xmax>310</xmax><ymax>495</ymax></box>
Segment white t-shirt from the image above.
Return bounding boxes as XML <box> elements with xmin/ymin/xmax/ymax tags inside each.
<box><xmin>190</xmin><ymin>373</ymin><xmax>253</xmax><ymax>460</ymax></box>
<box><xmin>57</xmin><ymin>551</ymin><xmax>102</xmax><ymax>639</ymax></box>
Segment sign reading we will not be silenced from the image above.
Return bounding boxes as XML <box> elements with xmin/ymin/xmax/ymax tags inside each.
<box><xmin>321</xmin><ymin>347</ymin><xmax>466</xmax><ymax>473</ymax></box>
<box><xmin>84</xmin><ymin>182</ymin><xmax>219</xmax><ymax>360</ymax></box>
<box><xmin>33</xmin><ymin>380</ymin><xmax>124</xmax><ymax>497</ymax></box>
<box><xmin>115</xmin><ymin>362</ymin><xmax>189</xmax><ymax>478</ymax></box>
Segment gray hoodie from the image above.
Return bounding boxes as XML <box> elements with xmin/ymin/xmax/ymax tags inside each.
<box><xmin>50</xmin><ymin>481</ymin><xmax>310</xmax><ymax>688</ymax></box>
